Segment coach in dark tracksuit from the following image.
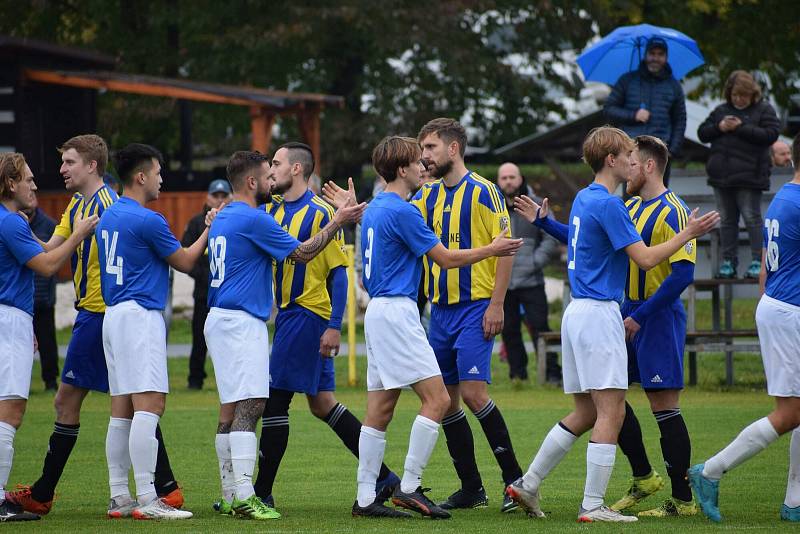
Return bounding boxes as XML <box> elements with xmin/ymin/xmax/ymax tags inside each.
<box><xmin>604</xmin><ymin>36</ymin><xmax>687</xmax><ymax>184</ymax></box>
<box><xmin>183</xmin><ymin>179</ymin><xmax>232</xmax><ymax>389</ymax></box>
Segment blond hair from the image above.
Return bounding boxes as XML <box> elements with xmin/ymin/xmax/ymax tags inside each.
<box><xmin>582</xmin><ymin>126</ymin><xmax>634</xmax><ymax>173</ymax></box>
<box><xmin>0</xmin><ymin>152</ymin><xmax>28</xmax><ymax>200</ymax></box>
<box><xmin>59</xmin><ymin>134</ymin><xmax>108</xmax><ymax>175</ymax></box>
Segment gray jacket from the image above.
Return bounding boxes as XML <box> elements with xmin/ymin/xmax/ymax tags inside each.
<box><xmin>507</xmin><ymin>194</ymin><xmax>559</xmax><ymax>290</ymax></box>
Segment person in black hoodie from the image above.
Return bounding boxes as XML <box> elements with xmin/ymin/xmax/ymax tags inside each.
<box><xmin>698</xmin><ymin>70</ymin><xmax>781</xmax><ymax>279</ymax></box>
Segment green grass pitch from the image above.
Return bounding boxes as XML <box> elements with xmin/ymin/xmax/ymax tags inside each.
<box><xmin>11</xmin><ymin>354</ymin><xmax>788</xmax><ymax>532</ymax></box>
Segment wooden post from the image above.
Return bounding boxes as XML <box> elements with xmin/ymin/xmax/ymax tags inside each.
<box><xmin>250</xmin><ymin>106</ymin><xmax>276</xmax><ymax>154</ymax></box>
<box><xmin>297</xmin><ymin>103</ymin><xmax>322</xmax><ymax>173</ymax></box>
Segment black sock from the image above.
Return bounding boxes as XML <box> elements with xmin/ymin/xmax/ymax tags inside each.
<box><xmin>154</xmin><ymin>424</ymin><xmax>178</xmax><ymax>495</ymax></box>
<box><xmin>324</xmin><ymin>403</ymin><xmax>391</xmax><ymax>482</ymax></box>
<box><xmin>617</xmin><ymin>402</ymin><xmax>652</xmax><ymax>478</ymax></box>
<box><xmin>254</xmin><ymin>390</ymin><xmax>293</xmax><ymax>499</ymax></box>
<box><xmin>655</xmin><ymin>409</ymin><xmax>692</xmax><ymax>501</ymax></box>
<box><xmin>442</xmin><ymin>409</ymin><xmax>483</xmax><ymax>492</ymax></box>
<box><xmin>473</xmin><ymin>399</ymin><xmax>522</xmax><ymax>485</ymax></box>
<box><xmin>31</xmin><ymin>422</ymin><xmax>79</xmax><ymax>502</ymax></box>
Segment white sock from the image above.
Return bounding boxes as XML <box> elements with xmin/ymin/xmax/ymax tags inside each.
<box><xmin>129</xmin><ymin>411</ymin><xmax>160</xmax><ymax>505</ymax></box>
<box><xmin>215</xmin><ymin>433</ymin><xmax>235</xmax><ymax>503</ymax></box>
<box><xmin>785</xmin><ymin>427</ymin><xmax>800</xmax><ymax>508</ymax></box>
<box><xmin>522</xmin><ymin>423</ymin><xmax>578</xmax><ymax>491</ymax></box>
<box><xmin>357</xmin><ymin>426</ymin><xmax>386</xmax><ymax>507</ymax></box>
<box><xmin>582</xmin><ymin>442</ymin><xmax>616</xmax><ymax>511</ymax></box>
<box><xmin>400</xmin><ymin>415</ymin><xmax>439</xmax><ymax>494</ymax></box>
<box><xmin>105</xmin><ymin>417</ymin><xmax>132</xmax><ymax>499</ymax></box>
<box><xmin>229</xmin><ymin>431</ymin><xmax>257</xmax><ymax>501</ymax></box>
<box><xmin>703</xmin><ymin>417</ymin><xmax>779</xmax><ymax>481</ymax></box>
<box><xmin>0</xmin><ymin>422</ymin><xmax>16</xmax><ymax>503</ymax></box>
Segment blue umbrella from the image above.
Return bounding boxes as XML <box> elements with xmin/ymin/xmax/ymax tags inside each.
<box><xmin>577</xmin><ymin>23</ymin><xmax>704</xmax><ymax>84</ymax></box>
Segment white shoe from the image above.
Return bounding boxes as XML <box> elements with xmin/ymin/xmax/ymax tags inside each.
<box><xmin>506</xmin><ymin>478</ymin><xmax>545</xmax><ymax>518</ymax></box>
<box><xmin>107</xmin><ymin>495</ymin><xmax>138</xmax><ymax>518</ymax></box>
<box><xmin>132</xmin><ymin>498</ymin><xmax>193</xmax><ymax>520</ymax></box>
<box><xmin>578</xmin><ymin>505</ymin><xmax>638</xmax><ymax>523</ymax></box>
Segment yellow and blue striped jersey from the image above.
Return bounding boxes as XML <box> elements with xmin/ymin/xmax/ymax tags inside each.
<box><xmin>267</xmin><ymin>190</ymin><xmax>347</xmax><ymax>319</ymax></box>
<box><xmin>625</xmin><ymin>190</ymin><xmax>696</xmax><ymax>301</ymax></box>
<box><xmin>53</xmin><ymin>185</ymin><xmax>119</xmax><ymax>312</ymax></box>
<box><xmin>410</xmin><ymin>171</ymin><xmax>510</xmax><ymax>305</ymax></box>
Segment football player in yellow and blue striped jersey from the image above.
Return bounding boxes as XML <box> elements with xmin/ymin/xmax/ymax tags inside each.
<box><xmin>8</xmin><ymin>135</ymin><xmax>182</xmax><ymax>515</ymax></box>
<box><xmin>253</xmin><ymin>143</ymin><xmax>399</xmax><ymax>506</ymax></box>
<box><xmin>611</xmin><ymin>136</ymin><xmax>699</xmax><ymax>517</ymax></box>
<box><xmin>414</xmin><ymin>118</ymin><xmax>523</xmax><ymax>511</ymax></box>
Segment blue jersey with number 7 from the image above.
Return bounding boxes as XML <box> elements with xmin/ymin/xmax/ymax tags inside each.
<box><xmin>567</xmin><ymin>183</ymin><xmax>641</xmax><ymax>301</ymax></box>
<box><xmin>763</xmin><ymin>183</ymin><xmax>800</xmax><ymax>307</ymax></box>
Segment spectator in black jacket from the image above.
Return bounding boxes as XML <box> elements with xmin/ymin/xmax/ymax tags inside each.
<box><xmin>604</xmin><ymin>37</ymin><xmax>687</xmax><ymax>185</ymax></box>
<box><xmin>698</xmin><ymin>70</ymin><xmax>781</xmax><ymax>279</ymax></box>
<box><xmin>22</xmin><ymin>193</ymin><xmax>59</xmax><ymax>391</ymax></box>
<box><xmin>183</xmin><ymin>179</ymin><xmax>232</xmax><ymax>389</ymax></box>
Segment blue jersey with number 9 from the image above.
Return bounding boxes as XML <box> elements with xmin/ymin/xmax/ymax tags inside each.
<box><xmin>360</xmin><ymin>192</ymin><xmax>440</xmax><ymax>300</ymax></box>
<box><xmin>567</xmin><ymin>183</ymin><xmax>641</xmax><ymax>301</ymax></box>
<box><xmin>763</xmin><ymin>183</ymin><xmax>800</xmax><ymax>307</ymax></box>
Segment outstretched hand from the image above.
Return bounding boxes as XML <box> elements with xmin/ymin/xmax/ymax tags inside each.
<box><xmin>513</xmin><ymin>195</ymin><xmax>549</xmax><ymax>224</ymax></box>
<box><xmin>490</xmin><ymin>227</ymin><xmax>523</xmax><ymax>257</ymax></box>
<box><xmin>686</xmin><ymin>208</ymin><xmax>720</xmax><ymax>239</ymax></box>
<box><xmin>323</xmin><ymin>177</ymin><xmax>357</xmax><ymax>210</ymax></box>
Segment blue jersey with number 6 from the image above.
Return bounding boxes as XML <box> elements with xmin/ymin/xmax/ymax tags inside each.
<box><xmin>763</xmin><ymin>183</ymin><xmax>800</xmax><ymax>307</ymax></box>
<box><xmin>567</xmin><ymin>183</ymin><xmax>641</xmax><ymax>301</ymax></box>
<box><xmin>96</xmin><ymin>197</ymin><xmax>181</xmax><ymax>310</ymax></box>
<box><xmin>361</xmin><ymin>192</ymin><xmax>440</xmax><ymax>300</ymax></box>
<box><xmin>207</xmin><ymin>201</ymin><xmax>299</xmax><ymax>321</ymax></box>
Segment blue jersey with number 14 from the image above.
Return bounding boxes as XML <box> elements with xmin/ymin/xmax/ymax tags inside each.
<box><xmin>567</xmin><ymin>183</ymin><xmax>641</xmax><ymax>301</ymax></box>
<box><xmin>361</xmin><ymin>192</ymin><xmax>440</xmax><ymax>300</ymax></box>
<box><xmin>763</xmin><ymin>183</ymin><xmax>800</xmax><ymax>307</ymax></box>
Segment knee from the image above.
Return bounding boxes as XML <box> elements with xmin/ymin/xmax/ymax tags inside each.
<box><xmin>365</xmin><ymin>409</ymin><xmax>393</xmax><ymax>431</ymax></box>
<box><xmin>264</xmin><ymin>390</ymin><xmax>293</xmax><ymax>418</ymax></box>
<box><xmin>0</xmin><ymin>403</ymin><xmax>26</xmax><ymax>429</ymax></box>
<box><xmin>53</xmin><ymin>390</ymin><xmax>81</xmax><ymax>423</ymax></box>
<box><xmin>461</xmin><ymin>389</ymin><xmax>489</xmax><ymax>414</ymax></box>
<box><xmin>426</xmin><ymin>389</ymin><xmax>452</xmax><ymax>421</ymax></box>
<box><xmin>307</xmin><ymin>394</ymin><xmax>336</xmax><ymax>420</ymax></box>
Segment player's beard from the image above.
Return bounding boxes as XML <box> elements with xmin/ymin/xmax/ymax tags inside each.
<box><xmin>429</xmin><ymin>158</ymin><xmax>453</xmax><ymax>179</ymax></box>
<box><xmin>626</xmin><ymin>167</ymin><xmax>646</xmax><ymax>196</ymax></box>
<box><xmin>256</xmin><ymin>185</ymin><xmax>272</xmax><ymax>205</ymax></box>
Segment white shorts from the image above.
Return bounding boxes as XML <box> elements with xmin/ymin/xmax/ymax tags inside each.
<box><xmin>561</xmin><ymin>298</ymin><xmax>628</xmax><ymax>394</ymax></box>
<box><xmin>364</xmin><ymin>296</ymin><xmax>441</xmax><ymax>391</ymax></box>
<box><xmin>204</xmin><ymin>308</ymin><xmax>269</xmax><ymax>404</ymax></box>
<box><xmin>0</xmin><ymin>304</ymin><xmax>34</xmax><ymax>400</ymax></box>
<box><xmin>103</xmin><ymin>301</ymin><xmax>169</xmax><ymax>396</ymax></box>
<box><xmin>756</xmin><ymin>294</ymin><xmax>800</xmax><ymax>397</ymax></box>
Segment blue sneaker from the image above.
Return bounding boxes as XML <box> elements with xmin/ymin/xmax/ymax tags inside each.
<box><xmin>781</xmin><ymin>504</ymin><xmax>800</xmax><ymax>521</ymax></box>
<box><xmin>688</xmin><ymin>464</ymin><xmax>722</xmax><ymax>522</ymax></box>
<box><xmin>375</xmin><ymin>472</ymin><xmax>400</xmax><ymax>503</ymax></box>
<box><xmin>745</xmin><ymin>260</ymin><xmax>761</xmax><ymax>279</ymax></box>
<box><xmin>717</xmin><ymin>260</ymin><xmax>736</xmax><ymax>279</ymax></box>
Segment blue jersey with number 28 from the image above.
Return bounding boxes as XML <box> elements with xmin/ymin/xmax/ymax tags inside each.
<box><xmin>360</xmin><ymin>192</ymin><xmax>440</xmax><ymax>300</ymax></box>
<box><xmin>763</xmin><ymin>183</ymin><xmax>800</xmax><ymax>307</ymax></box>
<box><xmin>567</xmin><ymin>183</ymin><xmax>641</xmax><ymax>301</ymax></box>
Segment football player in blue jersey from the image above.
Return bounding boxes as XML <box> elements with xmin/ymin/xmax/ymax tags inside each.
<box><xmin>509</xmin><ymin>126</ymin><xmax>717</xmax><ymax>522</ymax></box>
<box><xmin>690</xmin><ymin>134</ymin><xmax>800</xmax><ymax>524</ymax></box>
<box><xmin>0</xmin><ymin>153</ymin><xmax>98</xmax><ymax>522</ymax></box>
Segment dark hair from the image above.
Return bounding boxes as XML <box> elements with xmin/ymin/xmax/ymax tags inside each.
<box><xmin>0</xmin><ymin>152</ymin><xmax>27</xmax><ymax>200</ymax></box>
<box><xmin>372</xmin><ymin>136</ymin><xmax>421</xmax><ymax>183</ymax></box>
<box><xmin>634</xmin><ymin>135</ymin><xmax>669</xmax><ymax>175</ymax></box>
<box><xmin>226</xmin><ymin>150</ymin><xmax>269</xmax><ymax>189</ymax></box>
<box><xmin>793</xmin><ymin>133</ymin><xmax>800</xmax><ymax>169</ymax></box>
<box><xmin>417</xmin><ymin>118</ymin><xmax>468</xmax><ymax>157</ymax></box>
<box><xmin>278</xmin><ymin>142</ymin><xmax>315</xmax><ymax>180</ymax></box>
<box><xmin>114</xmin><ymin>143</ymin><xmax>163</xmax><ymax>185</ymax></box>
<box><xmin>59</xmin><ymin>134</ymin><xmax>109</xmax><ymax>175</ymax></box>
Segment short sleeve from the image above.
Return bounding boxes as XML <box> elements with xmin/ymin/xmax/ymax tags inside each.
<box><xmin>1</xmin><ymin>214</ymin><xmax>44</xmax><ymax>265</ymax></box>
<box><xmin>479</xmin><ymin>183</ymin><xmax>511</xmax><ymax>239</ymax></box>
<box><xmin>410</xmin><ymin>188</ymin><xmax>426</xmax><ymax>216</ymax></box>
<box><xmin>144</xmin><ymin>212</ymin><xmax>182</xmax><ymax>259</ymax></box>
<box><xmin>397</xmin><ymin>206</ymin><xmax>440</xmax><ymax>257</ymax></box>
<box><xmin>663</xmin><ymin>208</ymin><xmax>697</xmax><ymax>264</ymax></box>
<box><xmin>602</xmin><ymin>198</ymin><xmax>642</xmax><ymax>251</ymax></box>
<box><xmin>318</xmin><ymin>209</ymin><xmax>348</xmax><ymax>269</ymax></box>
<box><xmin>54</xmin><ymin>197</ymin><xmax>78</xmax><ymax>239</ymax></box>
<box><xmin>251</xmin><ymin>211</ymin><xmax>301</xmax><ymax>262</ymax></box>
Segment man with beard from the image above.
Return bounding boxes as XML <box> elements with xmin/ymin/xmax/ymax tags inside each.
<box><xmin>205</xmin><ymin>150</ymin><xmax>366</xmax><ymax>520</ymax></box>
<box><xmin>249</xmin><ymin>143</ymin><xmax>399</xmax><ymax>514</ymax></box>
<box><xmin>413</xmin><ymin>118</ymin><xmax>524</xmax><ymax>512</ymax></box>
<box><xmin>495</xmin><ymin>163</ymin><xmax>559</xmax><ymax>384</ymax></box>
<box><xmin>604</xmin><ymin>37</ymin><xmax>686</xmax><ymax>184</ymax></box>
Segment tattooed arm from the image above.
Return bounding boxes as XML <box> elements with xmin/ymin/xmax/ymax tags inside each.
<box><xmin>287</xmin><ymin>200</ymin><xmax>366</xmax><ymax>264</ymax></box>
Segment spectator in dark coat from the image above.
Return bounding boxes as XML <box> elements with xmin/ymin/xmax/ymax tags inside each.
<box><xmin>23</xmin><ymin>193</ymin><xmax>59</xmax><ymax>391</ymax></box>
<box><xmin>183</xmin><ymin>179</ymin><xmax>232</xmax><ymax>389</ymax></box>
<box><xmin>698</xmin><ymin>70</ymin><xmax>781</xmax><ymax>279</ymax></box>
<box><xmin>604</xmin><ymin>37</ymin><xmax>687</xmax><ymax>184</ymax></box>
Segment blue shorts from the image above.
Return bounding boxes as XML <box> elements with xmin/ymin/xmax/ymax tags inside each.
<box><xmin>270</xmin><ymin>305</ymin><xmax>335</xmax><ymax>395</ymax></box>
<box><xmin>621</xmin><ymin>299</ymin><xmax>686</xmax><ymax>390</ymax></box>
<box><xmin>429</xmin><ymin>299</ymin><xmax>493</xmax><ymax>385</ymax></box>
<box><xmin>62</xmin><ymin>309</ymin><xmax>109</xmax><ymax>393</ymax></box>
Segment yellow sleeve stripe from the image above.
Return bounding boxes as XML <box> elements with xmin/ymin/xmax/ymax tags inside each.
<box><xmin>311</xmin><ymin>197</ymin><xmax>335</xmax><ymax>220</ymax></box>
<box><xmin>664</xmin><ymin>193</ymin><xmax>686</xmax><ymax>230</ymax></box>
<box><xmin>625</xmin><ymin>196</ymin><xmax>640</xmax><ymax>209</ymax></box>
<box><xmin>471</xmin><ymin>173</ymin><xmax>502</xmax><ymax>213</ymax></box>
<box><xmin>99</xmin><ymin>189</ymin><xmax>113</xmax><ymax>207</ymax></box>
